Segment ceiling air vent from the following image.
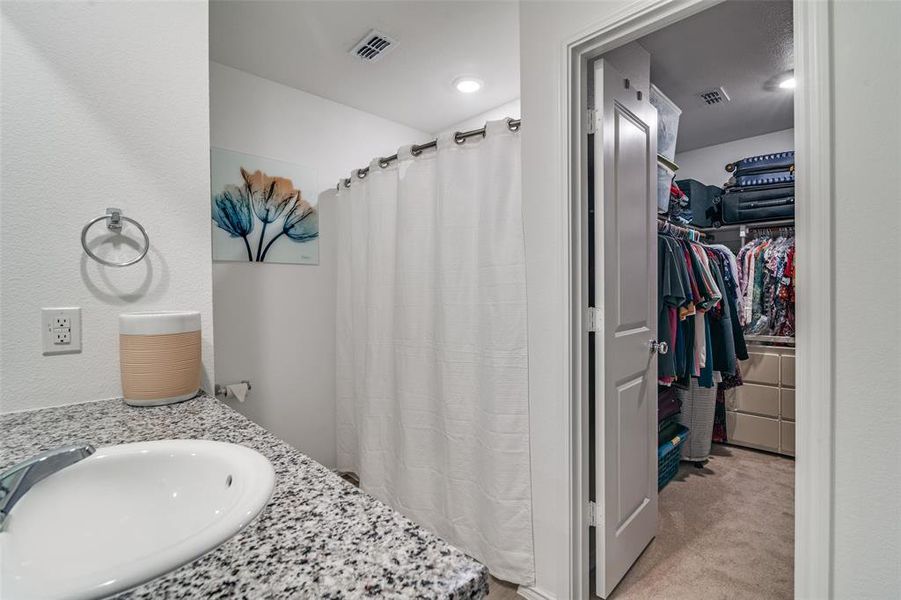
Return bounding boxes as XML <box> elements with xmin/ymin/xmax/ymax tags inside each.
<box><xmin>697</xmin><ymin>87</ymin><xmax>731</xmax><ymax>106</ymax></box>
<box><xmin>349</xmin><ymin>30</ymin><xmax>397</xmax><ymax>62</ymax></box>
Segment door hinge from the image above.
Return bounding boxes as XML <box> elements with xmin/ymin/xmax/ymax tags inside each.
<box><xmin>587</xmin><ymin>108</ymin><xmax>598</xmax><ymax>135</ymax></box>
<box><xmin>588</xmin><ymin>501</ymin><xmax>602</xmax><ymax>527</ymax></box>
<box><xmin>586</xmin><ymin>306</ymin><xmax>602</xmax><ymax>333</ymax></box>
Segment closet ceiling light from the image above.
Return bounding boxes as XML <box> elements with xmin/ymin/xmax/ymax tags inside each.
<box><xmin>778</xmin><ymin>76</ymin><xmax>796</xmax><ymax>90</ymax></box>
<box><xmin>454</xmin><ymin>77</ymin><xmax>483</xmax><ymax>94</ymax></box>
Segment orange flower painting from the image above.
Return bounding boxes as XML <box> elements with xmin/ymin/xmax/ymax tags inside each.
<box><xmin>211</xmin><ymin>148</ymin><xmax>319</xmax><ymax>264</ymax></box>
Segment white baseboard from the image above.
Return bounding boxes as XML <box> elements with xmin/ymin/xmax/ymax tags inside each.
<box><xmin>517</xmin><ymin>585</ymin><xmax>555</xmax><ymax>600</ymax></box>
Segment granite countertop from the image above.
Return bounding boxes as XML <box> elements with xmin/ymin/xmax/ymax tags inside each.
<box><xmin>0</xmin><ymin>396</ymin><xmax>489</xmax><ymax>599</ymax></box>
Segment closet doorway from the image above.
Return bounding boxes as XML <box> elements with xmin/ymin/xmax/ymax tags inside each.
<box><xmin>569</xmin><ymin>0</ymin><xmax>830</xmax><ymax>597</ymax></box>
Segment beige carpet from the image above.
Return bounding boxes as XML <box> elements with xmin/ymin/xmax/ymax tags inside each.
<box><xmin>608</xmin><ymin>444</ymin><xmax>795</xmax><ymax>600</ymax></box>
<box><xmin>485</xmin><ymin>575</ymin><xmax>521</xmax><ymax>599</ymax></box>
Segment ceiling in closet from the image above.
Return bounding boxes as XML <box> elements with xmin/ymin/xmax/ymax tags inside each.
<box><xmin>209</xmin><ymin>1</ymin><xmax>519</xmax><ymax>133</ymax></box>
<box><xmin>637</xmin><ymin>0</ymin><xmax>794</xmax><ymax>153</ymax></box>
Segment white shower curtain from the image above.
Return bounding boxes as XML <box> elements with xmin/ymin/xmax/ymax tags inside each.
<box><xmin>336</xmin><ymin>119</ymin><xmax>533</xmax><ymax>583</ymax></box>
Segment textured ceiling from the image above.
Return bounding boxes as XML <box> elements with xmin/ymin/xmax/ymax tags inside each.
<box><xmin>637</xmin><ymin>0</ymin><xmax>794</xmax><ymax>152</ymax></box>
<box><xmin>211</xmin><ymin>0</ymin><xmax>792</xmax><ymax>147</ymax></box>
<box><xmin>210</xmin><ymin>1</ymin><xmax>519</xmax><ymax>133</ymax></box>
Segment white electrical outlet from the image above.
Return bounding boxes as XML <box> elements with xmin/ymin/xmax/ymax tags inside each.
<box><xmin>42</xmin><ymin>307</ymin><xmax>82</xmax><ymax>355</ymax></box>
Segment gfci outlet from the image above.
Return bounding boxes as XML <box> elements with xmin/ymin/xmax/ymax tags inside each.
<box><xmin>42</xmin><ymin>307</ymin><xmax>82</xmax><ymax>355</ymax></box>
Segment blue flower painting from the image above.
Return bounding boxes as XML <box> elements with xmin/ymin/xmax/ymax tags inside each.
<box><xmin>211</xmin><ymin>148</ymin><xmax>319</xmax><ymax>264</ymax></box>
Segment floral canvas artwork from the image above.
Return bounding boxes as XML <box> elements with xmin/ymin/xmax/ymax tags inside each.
<box><xmin>211</xmin><ymin>148</ymin><xmax>319</xmax><ymax>264</ymax></box>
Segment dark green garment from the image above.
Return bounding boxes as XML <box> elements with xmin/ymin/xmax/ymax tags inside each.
<box><xmin>657</xmin><ymin>236</ymin><xmax>688</xmax><ymax>378</ymax></box>
<box><xmin>712</xmin><ymin>249</ymin><xmax>749</xmax><ymax>361</ymax></box>
<box><xmin>706</xmin><ymin>255</ymin><xmax>737</xmax><ymax>376</ymax></box>
<box><xmin>659</xmin><ymin>237</ymin><xmax>688</xmax><ymax>307</ymax></box>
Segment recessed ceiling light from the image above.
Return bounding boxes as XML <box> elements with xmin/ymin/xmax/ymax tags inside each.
<box><xmin>454</xmin><ymin>77</ymin><xmax>483</xmax><ymax>94</ymax></box>
<box><xmin>779</xmin><ymin>76</ymin><xmax>796</xmax><ymax>90</ymax></box>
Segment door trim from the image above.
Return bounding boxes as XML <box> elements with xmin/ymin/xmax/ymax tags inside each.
<box><xmin>792</xmin><ymin>1</ymin><xmax>835</xmax><ymax>597</ymax></box>
<box><xmin>557</xmin><ymin>1</ymin><xmax>835</xmax><ymax>599</ymax></box>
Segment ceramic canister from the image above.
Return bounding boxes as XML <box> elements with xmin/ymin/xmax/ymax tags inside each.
<box><xmin>119</xmin><ymin>311</ymin><xmax>201</xmax><ymax>406</ymax></box>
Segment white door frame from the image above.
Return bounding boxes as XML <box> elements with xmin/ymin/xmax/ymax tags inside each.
<box><xmin>560</xmin><ymin>1</ymin><xmax>835</xmax><ymax>598</ymax></box>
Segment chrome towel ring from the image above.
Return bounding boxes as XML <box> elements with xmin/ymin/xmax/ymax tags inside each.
<box><xmin>81</xmin><ymin>208</ymin><xmax>150</xmax><ymax>267</ymax></box>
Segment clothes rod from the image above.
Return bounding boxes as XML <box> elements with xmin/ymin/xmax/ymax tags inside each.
<box><xmin>742</xmin><ymin>219</ymin><xmax>795</xmax><ymax>229</ymax></box>
<box><xmin>739</xmin><ymin>219</ymin><xmax>795</xmax><ymax>240</ymax></box>
<box><xmin>744</xmin><ymin>334</ymin><xmax>795</xmax><ymax>347</ymax></box>
<box><xmin>701</xmin><ymin>219</ymin><xmax>795</xmax><ymax>233</ymax></box>
<box><xmin>657</xmin><ymin>216</ymin><xmax>706</xmax><ymax>240</ymax></box>
<box><xmin>338</xmin><ymin>118</ymin><xmax>522</xmax><ymax>190</ymax></box>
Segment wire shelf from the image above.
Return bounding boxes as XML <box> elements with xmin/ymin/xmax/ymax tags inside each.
<box><xmin>744</xmin><ymin>334</ymin><xmax>795</xmax><ymax>346</ymax></box>
<box><xmin>697</xmin><ymin>218</ymin><xmax>795</xmax><ymax>233</ymax></box>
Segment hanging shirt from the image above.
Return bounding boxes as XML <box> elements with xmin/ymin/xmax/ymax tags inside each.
<box><xmin>678</xmin><ymin>242</ymin><xmax>700</xmax><ymax>319</ymax></box>
<box><xmin>657</xmin><ymin>236</ymin><xmax>687</xmax><ymax>380</ymax></box>
<box><xmin>737</xmin><ymin>235</ymin><xmax>796</xmax><ymax>336</ymax></box>
<box><xmin>698</xmin><ymin>317</ymin><xmax>715</xmax><ymax>388</ymax></box>
<box><xmin>687</xmin><ymin>242</ymin><xmax>721</xmax><ymax>311</ymax></box>
<box><xmin>710</xmin><ymin>247</ymin><xmax>749</xmax><ymax>361</ymax></box>
<box><xmin>705</xmin><ymin>248</ymin><xmax>736</xmax><ymax>376</ymax></box>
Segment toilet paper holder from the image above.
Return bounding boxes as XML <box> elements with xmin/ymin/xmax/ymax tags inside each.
<box><xmin>214</xmin><ymin>380</ymin><xmax>252</xmax><ymax>398</ymax></box>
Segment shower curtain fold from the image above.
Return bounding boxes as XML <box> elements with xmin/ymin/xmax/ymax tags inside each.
<box><xmin>336</xmin><ymin>120</ymin><xmax>534</xmax><ymax>584</ymax></box>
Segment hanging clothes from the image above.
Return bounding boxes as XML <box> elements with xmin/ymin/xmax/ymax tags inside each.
<box><xmin>657</xmin><ymin>234</ymin><xmax>747</xmax><ymax>388</ymax></box>
<box><xmin>708</xmin><ymin>244</ymin><xmax>749</xmax><ymax>362</ymax></box>
<box><xmin>737</xmin><ymin>233</ymin><xmax>796</xmax><ymax>336</ymax></box>
<box><xmin>657</xmin><ymin>229</ymin><xmax>748</xmax><ymax>461</ymax></box>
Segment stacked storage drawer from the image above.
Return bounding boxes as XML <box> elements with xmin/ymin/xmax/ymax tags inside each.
<box><xmin>725</xmin><ymin>344</ymin><xmax>795</xmax><ymax>456</ymax></box>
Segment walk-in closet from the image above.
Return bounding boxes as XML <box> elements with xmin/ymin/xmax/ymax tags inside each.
<box><xmin>585</xmin><ymin>1</ymin><xmax>797</xmax><ymax>598</ymax></box>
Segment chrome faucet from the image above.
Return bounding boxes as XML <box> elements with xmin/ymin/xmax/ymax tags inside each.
<box><xmin>0</xmin><ymin>443</ymin><xmax>95</xmax><ymax>528</ymax></box>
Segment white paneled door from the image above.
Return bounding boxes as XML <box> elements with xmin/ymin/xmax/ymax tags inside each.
<box><xmin>592</xmin><ymin>59</ymin><xmax>659</xmax><ymax>598</ymax></box>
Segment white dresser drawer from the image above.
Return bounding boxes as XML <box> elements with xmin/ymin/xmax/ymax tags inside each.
<box><xmin>781</xmin><ymin>421</ymin><xmax>795</xmax><ymax>455</ymax></box>
<box><xmin>743</xmin><ymin>352</ymin><xmax>781</xmax><ymax>385</ymax></box>
<box><xmin>781</xmin><ymin>388</ymin><xmax>795</xmax><ymax>421</ymax></box>
<box><xmin>732</xmin><ymin>384</ymin><xmax>780</xmax><ymax>418</ymax></box>
<box><xmin>781</xmin><ymin>355</ymin><xmax>795</xmax><ymax>387</ymax></box>
<box><xmin>726</xmin><ymin>412</ymin><xmax>780</xmax><ymax>452</ymax></box>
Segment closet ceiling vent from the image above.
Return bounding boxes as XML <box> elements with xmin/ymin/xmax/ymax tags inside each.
<box><xmin>349</xmin><ymin>30</ymin><xmax>398</xmax><ymax>62</ymax></box>
<box><xmin>697</xmin><ymin>87</ymin><xmax>732</xmax><ymax>106</ymax></box>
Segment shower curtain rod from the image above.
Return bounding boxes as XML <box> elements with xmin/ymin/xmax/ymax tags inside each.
<box><xmin>337</xmin><ymin>118</ymin><xmax>522</xmax><ymax>190</ymax></box>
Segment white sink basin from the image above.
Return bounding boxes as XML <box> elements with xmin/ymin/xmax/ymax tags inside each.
<box><xmin>0</xmin><ymin>440</ymin><xmax>275</xmax><ymax>600</ymax></box>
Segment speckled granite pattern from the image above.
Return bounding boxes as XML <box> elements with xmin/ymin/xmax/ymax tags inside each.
<box><xmin>1</xmin><ymin>396</ymin><xmax>489</xmax><ymax>599</ymax></box>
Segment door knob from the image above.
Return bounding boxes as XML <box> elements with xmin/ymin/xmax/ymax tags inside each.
<box><xmin>648</xmin><ymin>340</ymin><xmax>668</xmax><ymax>355</ymax></box>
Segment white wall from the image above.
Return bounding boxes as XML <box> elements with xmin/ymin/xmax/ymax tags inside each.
<box><xmin>831</xmin><ymin>1</ymin><xmax>901</xmax><ymax>596</ymax></box>
<box><xmin>674</xmin><ymin>128</ymin><xmax>795</xmax><ymax>187</ymax></box>
<box><xmin>519</xmin><ymin>2</ymin><xmax>634</xmax><ymax>597</ymax></box>
<box><xmin>436</xmin><ymin>98</ymin><xmax>521</xmax><ymax>135</ymax></box>
<box><xmin>210</xmin><ymin>62</ymin><xmax>428</xmax><ymax>468</ymax></box>
<box><xmin>0</xmin><ymin>1</ymin><xmax>213</xmax><ymax>413</ymax></box>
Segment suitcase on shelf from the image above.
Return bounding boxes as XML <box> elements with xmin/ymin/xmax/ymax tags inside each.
<box><xmin>718</xmin><ymin>185</ymin><xmax>795</xmax><ymax>224</ymax></box>
<box><xmin>729</xmin><ymin>170</ymin><xmax>795</xmax><ymax>188</ymax></box>
<box><xmin>725</xmin><ymin>151</ymin><xmax>794</xmax><ymax>175</ymax></box>
<box><xmin>676</xmin><ymin>179</ymin><xmax>723</xmax><ymax>228</ymax></box>
<box><xmin>719</xmin><ymin>150</ymin><xmax>796</xmax><ymax>225</ymax></box>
